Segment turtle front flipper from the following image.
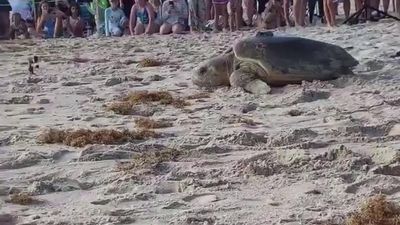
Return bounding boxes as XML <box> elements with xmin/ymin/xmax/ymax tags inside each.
<box><xmin>229</xmin><ymin>68</ymin><xmax>271</xmax><ymax>95</ymax></box>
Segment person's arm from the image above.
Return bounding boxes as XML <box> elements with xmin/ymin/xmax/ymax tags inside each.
<box><xmin>145</xmin><ymin>4</ymin><xmax>155</xmax><ymax>34</ymax></box>
<box><xmin>36</xmin><ymin>16</ymin><xmax>46</xmax><ymax>34</ymax></box>
<box><xmin>129</xmin><ymin>5</ymin><xmax>137</xmax><ymax>35</ymax></box>
<box><xmin>104</xmin><ymin>8</ymin><xmax>110</xmax><ymax>36</ymax></box>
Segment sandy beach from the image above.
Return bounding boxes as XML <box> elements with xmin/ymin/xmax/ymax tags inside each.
<box><xmin>0</xmin><ymin>19</ymin><xmax>400</xmax><ymax>225</ymax></box>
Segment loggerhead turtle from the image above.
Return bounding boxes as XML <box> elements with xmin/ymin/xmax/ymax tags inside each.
<box><xmin>192</xmin><ymin>33</ymin><xmax>359</xmax><ymax>94</ymax></box>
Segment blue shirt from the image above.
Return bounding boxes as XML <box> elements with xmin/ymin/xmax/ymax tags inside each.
<box><xmin>104</xmin><ymin>7</ymin><xmax>126</xmax><ymax>36</ymax></box>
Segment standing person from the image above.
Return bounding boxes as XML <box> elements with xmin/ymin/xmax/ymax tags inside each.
<box><xmin>323</xmin><ymin>0</ymin><xmax>335</xmax><ymax>27</ymax></box>
<box><xmin>293</xmin><ymin>0</ymin><xmax>306</xmax><ymax>26</ymax></box>
<box><xmin>129</xmin><ymin>0</ymin><xmax>156</xmax><ymax>35</ymax></box>
<box><xmin>0</xmin><ymin>0</ymin><xmax>11</xmax><ymax>40</ymax></box>
<box><xmin>205</xmin><ymin>0</ymin><xmax>212</xmax><ymax>19</ymax></box>
<box><xmin>228</xmin><ymin>0</ymin><xmax>244</xmax><ymax>31</ymax></box>
<box><xmin>160</xmin><ymin>0</ymin><xmax>188</xmax><ymax>34</ymax></box>
<box><xmin>104</xmin><ymin>0</ymin><xmax>128</xmax><ymax>36</ymax></box>
<box><xmin>188</xmin><ymin>0</ymin><xmax>207</xmax><ymax>32</ymax></box>
<box><xmin>396</xmin><ymin>0</ymin><xmax>400</xmax><ymax>17</ymax></box>
<box><xmin>36</xmin><ymin>0</ymin><xmax>65</xmax><ymax>38</ymax></box>
<box><xmin>243</xmin><ymin>0</ymin><xmax>255</xmax><ymax>25</ymax></box>
<box><xmin>308</xmin><ymin>0</ymin><xmax>324</xmax><ymax>23</ymax></box>
<box><xmin>212</xmin><ymin>0</ymin><xmax>229</xmax><ymax>31</ymax></box>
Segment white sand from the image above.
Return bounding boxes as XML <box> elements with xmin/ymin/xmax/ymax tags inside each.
<box><xmin>0</xmin><ymin>19</ymin><xmax>400</xmax><ymax>225</ymax></box>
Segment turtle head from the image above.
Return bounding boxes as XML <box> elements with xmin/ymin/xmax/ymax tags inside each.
<box><xmin>192</xmin><ymin>52</ymin><xmax>234</xmax><ymax>87</ymax></box>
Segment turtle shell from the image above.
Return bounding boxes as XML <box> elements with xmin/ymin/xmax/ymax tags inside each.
<box><xmin>232</xmin><ymin>36</ymin><xmax>359</xmax><ymax>85</ymax></box>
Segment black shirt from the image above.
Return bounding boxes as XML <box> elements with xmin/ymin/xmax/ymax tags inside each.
<box><xmin>0</xmin><ymin>0</ymin><xmax>11</xmax><ymax>11</ymax></box>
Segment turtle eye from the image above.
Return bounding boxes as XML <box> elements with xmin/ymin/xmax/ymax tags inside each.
<box><xmin>199</xmin><ymin>66</ymin><xmax>207</xmax><ymax>75</ymax></box>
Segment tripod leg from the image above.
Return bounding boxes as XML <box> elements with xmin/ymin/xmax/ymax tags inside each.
<box><xmin>343</xmin><ymin>6</ymin><xmax>365</xmax><ymax>24</ymax></box>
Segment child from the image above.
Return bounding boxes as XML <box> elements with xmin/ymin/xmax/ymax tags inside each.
<box><xmin>104</xmin><ymin>0</ymin><xmax>128</xmax><ymax>36</ymax></box>
<box><xmin>149</xmin><ymin>0</ymin><xmax>162</xmax><ymax>32</ymax></box>
<box><xmin>212</xmin><ymin>0</ymin><xmax>229</xmax><ymax>31</ymax></box>
<box><xmin>9</xmin><ymin>12</ymin><xmax>30</xmax><ymax>39</ymax></box>
<box><xmin>129</xmin><ymin>0</ymin><xmax>156</xmax><ymax>35</ymax></box>
<box><xmin>36</xmin><ymin>0</ymin><xmax>65</xmax><ymax>38</ymax></box>
<box><xmin>188</xmin><ymin>0</ymin><xmax>207</xmax><ymax>32</ymax></box>
<box><xmin>160</xmin><ymin>0</ymin><xmax>188</xmax><ymax>34</ymax></box>
<box><xmin>64</xmin><ymin>2</ymin><xmax>85</xmax><ymax>37</ymax></box>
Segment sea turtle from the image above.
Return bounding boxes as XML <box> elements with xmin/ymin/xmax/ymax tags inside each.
<box><xmin>192</xmin><ymin>33</ymin><xmax>359</xmax><ymax>94</ymax></box>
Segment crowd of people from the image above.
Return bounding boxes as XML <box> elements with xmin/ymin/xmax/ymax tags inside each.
<box><xmin>0</xmin><ymin>0</ymin><xmax>399</xmax><ymax>39</ymax></box>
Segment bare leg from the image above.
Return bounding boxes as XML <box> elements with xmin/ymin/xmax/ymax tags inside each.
<box><xmin>327</xmin><ymin>0</ymin><xmax>336</xmax><ymax>26</ymax></box>
<box><xmin>301</xmin><ymin>0</ymin><xmax>307</xmax><ymax>25</ymax></box>
<box><xmin>229</xmin><ymin>69</ymin><xmax>271</xmax><ymax>95</ymax></box>
<box><xmin>160</xmin><ymin>23</ymin><xmax>172</xmax><ymax>34</ymax></box>
<box><xmin>228</xmin><ymin>1</ymin><xmax>236</xmax><ymax>31</ymax></box>
<box><xmin>343</xmin><ymin>0</ymin><xmax>350</xmax><ymax>18</ymax></box>
<box><xmin>244</xmin><ymin>0</ymin><xmax>256</xmax><ymax>25</ymax></box>
<box><xmin>284</xmin><ymin>0</ymin><xmax>293</xmax><ymax>25</ymax></box>
<box><xmin>206</xmin><ymin>0</ymin><xmax>213</xmax><ymax>20</ymax></box>
<box><xmin>135</xmin><ymin>22</ymin><xmax>145</xmax><ymax>35</ymax></box>
<box><xmin>382</xmin><ymin>0</ymin><xmax>389</xmax><ymax>12</ymax></box>
<box><xmin>355</xmin><ymin>0</ymin><xmax>362</xmax><ymax>11</ymax></box>
<box><xmin>233</xmin><ymin>0</ymin><xmax>244</xmax><ymax>29</ymax></box>
<box><xmin>214</xmin><ymin>3</ymin><xmax>221</xmax><ymax>30</ymax></box>
<box><xmin>294</xmin><ymin>0</ymin><xmax>303</xmax><ymax>26</ymax></box>
<box><xmin>54</xmin><ymin>17</ymin><xmax>63</xmax><ymax>38</ymax></box>
<box><xmin>228</xmin><ymin>0</ymin><xmax>243</xmax><ymax>30</ymax></box>
<box><xmin>221</xmin><ymin>3</ymin><xmax>229</xmax><ymax>30</ymax></box>
<box><xmin>323</xmin><ymin>0</ymin><xmax>332</xmax><ymax>26</ymax></box>
<box><xmin>396</xmin><ymin>0</ymin><xmax>400</xmax><ymax>16</ymax></box>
